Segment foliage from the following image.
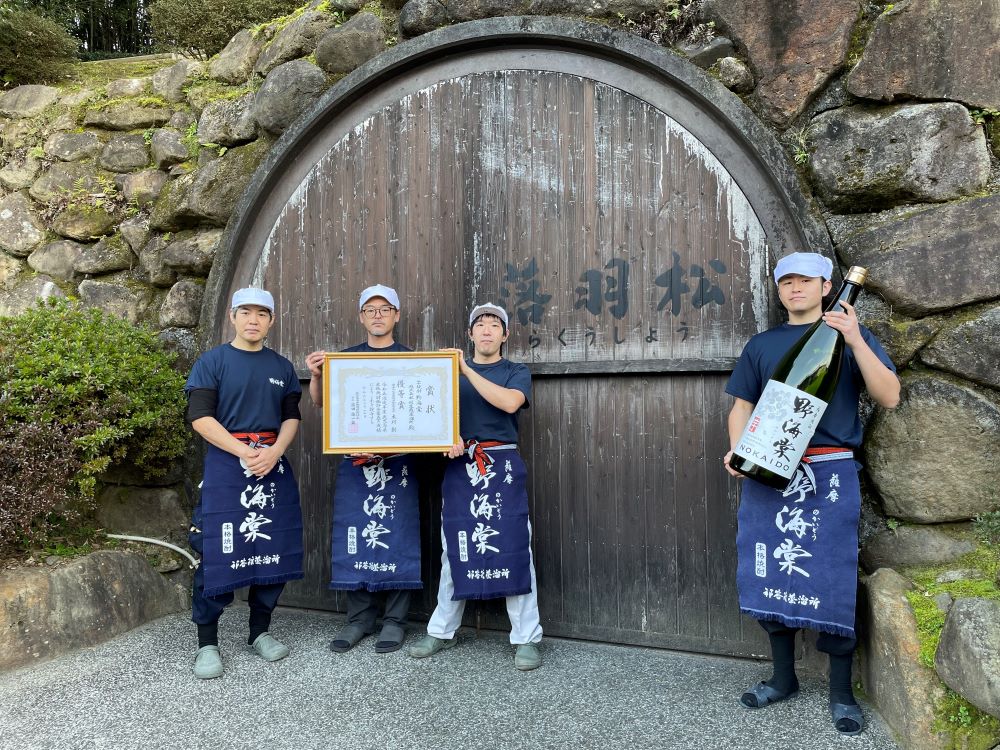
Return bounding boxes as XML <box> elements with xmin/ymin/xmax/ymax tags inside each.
<box><xmin>974</xmin><ymin>511</ymin><xmax>1000</xmax><ymax>546</ymax></box>
<box><xmin>971</xmin><ymin>108</ymin><xmax>1000</xmax><ymax>127</ymax></box>
<box><xmin>149</xmin><ymin>0</ymin><xmax>302</xmax><ymax>59</ymax></box>
<box><xmin>0</xmin><ymin>5</ymin><xmax>79</xmax><ymax>86</ymax></box>
<box><xmin>0</xmin><ymin>300</ymin><xmax>187</xmax><ymax>556</ymax></box>
<box><xmin>613</xmin><ymin>1</ymin><xmax>715</xmax><ymax>48</ymax></box>
<box><xmin>8</xmin><ymin>0</ymin><xmax>154</xmax><ymax>56</ymax></box>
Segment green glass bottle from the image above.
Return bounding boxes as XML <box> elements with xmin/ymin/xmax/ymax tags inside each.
<box><xmin>728</xmin><ymin>266</ymin><xmax>868</xmax><ymax>490</ymax></box>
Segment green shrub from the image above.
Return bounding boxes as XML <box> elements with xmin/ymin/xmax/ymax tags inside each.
<box><xmin>0</xmin><ymin>299</ymin><xmax>187</xmax><ymax>555</ymax></box>
<box><xmin>0</xmin><ymin>6</ymin><xmax>79</xmax><ymax>86</ymax></box>
<box><xmin>149</xmin><ymin>0</ymin><xmax>302</xmax><ymax>59</ymax></box>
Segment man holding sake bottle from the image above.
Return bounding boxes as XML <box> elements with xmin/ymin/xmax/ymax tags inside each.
<box><xmin>723</xmin><ymin>252</ymin><xmax>900</xmax><ymax>736</ymax></box>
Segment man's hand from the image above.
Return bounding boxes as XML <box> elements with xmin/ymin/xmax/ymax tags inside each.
<box><xmin>305</xmin><ymin>350</ymin><xmax>326</xmax><ymax>377</ymax></box>
<box><xmin>822</xmin><ymin>301</ymin><xmax>863</xmax><ymax>348</ymax></box>
<box><xmin>723</xmin><ymin>449</ymin><xmax>744</xmax><ymax>479</ymax></box>
<box><xmin>245</xmin><ymin>445</ymin><xmax>281</xmax><ymax>478</ymax></box>
<box><xmin>445</xmin><ymin>435</ymin><xmax>465</xmax><ymax>459</ymax></box>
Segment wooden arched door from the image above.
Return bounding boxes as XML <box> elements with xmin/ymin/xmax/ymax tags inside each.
<box><xmin>206</xmin><ymin>18</ymin><xmax>830</xmax><ymax>657</ymax></box>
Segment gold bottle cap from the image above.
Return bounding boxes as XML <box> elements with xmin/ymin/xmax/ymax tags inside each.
<box><xmin>845</xmin><ymin>266</ymin><xmax>867</xmax><ymax>285</ymax></box>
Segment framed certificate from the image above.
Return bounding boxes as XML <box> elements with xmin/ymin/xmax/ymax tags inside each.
<box><xmin>322</xmin><ymin>351</ymin><xmax>460</xmax><ymax>454</ymax></box>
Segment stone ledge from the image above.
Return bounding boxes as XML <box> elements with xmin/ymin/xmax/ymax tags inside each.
<box><xmin>0</xmin><ymin>550</ymin><xmax>188</xmax><ymax>673</ymax></box>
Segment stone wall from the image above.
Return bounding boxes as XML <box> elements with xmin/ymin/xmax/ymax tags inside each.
<box><xmin>1</xmin><ymin>0</ymin><xmax>998</xmax><ymax>744</ymax></box>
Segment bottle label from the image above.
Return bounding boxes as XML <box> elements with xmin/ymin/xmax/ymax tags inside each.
<box><xmin>734</xmin><ymin>380</ymin><xmax>829</xmax><ymax>480</ymax></box>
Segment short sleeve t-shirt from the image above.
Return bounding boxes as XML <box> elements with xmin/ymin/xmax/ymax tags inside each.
<box><xmin>460</xmin><ymin>359</ymin><xmax>531</xmax><ymax>443</ymax></box>
<box><xmin>342</xmin><ymin>341</ymin><xmax>412</xmax><ymax>353</ymax></box>
<box><xmin>726</xmin><ymin>323</ymin><xmax>895</xmax><ymax>449</ymax></box>
<box><xmin>185</xmin><ymin>344</ymin><xmax>301</xmax><ymax>432</ymax></box>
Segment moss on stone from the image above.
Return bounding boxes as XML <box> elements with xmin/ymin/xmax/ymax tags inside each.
<box><xmin>92</xmin><ymin>95</ymin><xmax>173</xmax><ymax>112</ymax></box>
<box><xmin>901</xmin><ymin>543</ymin><xmax>1000</xmax><ymax>746</ymax></box>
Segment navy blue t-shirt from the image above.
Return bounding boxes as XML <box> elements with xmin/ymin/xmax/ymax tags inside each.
<box><xmin>726</xmin><ymin>323</ymin><xmax>895</xmax><ymax>449</ymax></box>
<box><xmin>459</xmin><ymin>359</ymin><xmax>532</xmax><ymax>443</ymax></box>
<box><xmin>185</xmin><ymin>344</ymin><xmax>301</xmax><ymax>432</ymax></box>
<box><xmin>342</xmin><ymin>341</ymin><xmax>411</xmax><ymax>353</ymax></box>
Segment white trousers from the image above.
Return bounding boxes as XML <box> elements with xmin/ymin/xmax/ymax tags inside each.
<box><xmin>426</xmin><ymin>522</ymin><xmax>543</xmax><ymax>645</ymax></box>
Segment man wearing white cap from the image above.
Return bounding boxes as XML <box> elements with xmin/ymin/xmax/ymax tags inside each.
<box><xmin>723</xmin><ymin>253</ymin><xmax>899</xmax><ymax>735</ymax></box>
<box><xmin>305</xmin><ymin>284</ymin><xmax>422</xmax><ymax>653</ymax></box>
<box><xmin>184</xmin><ymin>287</ymin><xmax>304</xmax><ymax>679</ymax></box>
<box><xmin>409</xmin><ymin>303</ymin><xmax>543</xmax><ymax>671</ymax></box>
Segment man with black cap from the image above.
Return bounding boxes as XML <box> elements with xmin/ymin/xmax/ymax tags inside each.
<box><xmin>409</xmin><ymin>303</ymin><xmax>543</xmax><ymax>671</ymax></box>
<box><xmin>185</xmin><ymin>287</ymin><xmax>304</xmax><ymax>680</ymax></box>
<box><xmin>305</xmin><ymin>284</ymin><xmax>422</xmax><ymax>654</ymax></box>
<box><xmin>724</xmin><ymin>252</ymin><xmax>899</xmax><ymax>735</ymax></box>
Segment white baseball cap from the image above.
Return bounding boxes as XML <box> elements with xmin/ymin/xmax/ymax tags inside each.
<box><xmin>468</xmin><ymin>303</ymin><xmax>509</xmax><ymax>329</ymax></box>
<box><xmin>231</xmin><ymin>287</ymin><xmax>274</xmax><ymax>313</ymax></box>
<box><xmin>773</xmin><ymin>252</ymin><xmax>834</xmax><ymax>283</ymax></box>
<box><xmin>358</xmin><ymin>284</ymin><xmax>400</xmax><ymax>310</ymax></box>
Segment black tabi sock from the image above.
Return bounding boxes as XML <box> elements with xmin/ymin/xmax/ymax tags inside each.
<box><xmin>829</xmin><ymin>653</ymin><xmax>858</xmax><ymax>706</ymax></box>
<box><xmin>197</xmin><ymin>623</ymin><xmax>219</xmax><ymax>649</ymax></box>
<box><xmin>765</xmin><ymin>630</ymin><xmax>799</xmax><ymax>696</ymax></box>
<box><xmin>248</xmin><ymin>611</ymin><xmax>272</xmax><ymax>645</ymax></box>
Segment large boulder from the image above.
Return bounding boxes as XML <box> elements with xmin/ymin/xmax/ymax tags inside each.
<box><xmin>935</xmin><ymin>598</ymin><xmax>1000</xmax><ymax>720</ymax></box>
<box><xmin>254</xmin><ymin>11</ymin><xmax>339</xmax><ymax>76</ymax></box>
<box><xmin>152</xmin><ymin>60</ymin><xmax>203</xmax><ymax>103</ymax></box>
<box><xmin>805</xmin><ymin>103</ymin><xmax>990</xmax><ymax>212</ymax></box>
<box><xmin>859</xmin><ymin>308</ymin><xmax>942</xmax><ymax>370</ymax></box>
<box><xmin>161</xmin><ymin>228</ymin><xmax>224</xmax><ymax>276</ymax></box>
<box><xmin>122</xmin><ymin>169</ymin><xmax>168</xmax><ymax>206</ymax></box>
<box><xmin>0</xmin><ymin>152</ymin><xmax>41</xmax><ymax>190</ymax></box>
<box><xmin>0</xmin><ymin>85</ymin><xmax>59</xmax><ymax>117</ymax></box>
<box><xmin>861</xmin><ymin>568</ymin><xmax>950</xmax><ymax>750</ymax></box>
<box><xmin>96</xmin><ymin>486</ymin><xmax>188</xmax><ymax>539</ymax></box>
<box><xmin>83</xmin><ymin>104</ymin><xmax>172</xmax><ymax>131</ymax></box>
<box><xmin>99</xmin><ymin>133</ymin><xmax>150</xmax><ymax>173</ymax></box>
<box><xmin>0</xmin><ymin>275</ymin><xmax>65</xmax><ymax>317</ymax></box>
<box><xmin>148</xmin><ymin>172</ymin><xmax>197</xmax><ymax>232</ymax></box>
<box><xmin>118</xmin><ymin>215</ymin><xmax>150</xmax><ymax>254</ymax></box>
<box><xmin>315</xmin><ymin>12</ymin><xmax>387</xmax><ymax>75</ymax></box>
<box><xmin>51</xmin><ymin>204</ymin><xmax>116</xmax><ymax>241</ymax></box>
<box><xmin>0</xmin><ymin>192</ymin><xmax>46</xmax><ymax>257</ymax></box>
<box><xmin>860</xmin><ymin>524</ymin><xmax>976</xmax><ymax>574</ymax></box>
<box><xmin>44</xmin><ymin>131</ymin><xmax>104</xmax><ymax>162</ymax></box>
<box><xmin>28</xmin><ymin>161</ymin><xmax>104</xmax><ymax>204</ymax></box>
<box><xmin>847</xmin><ymin>1</ymin><xmax>1000</xmax><ymax>110</ymax></box>
<box><xmin>158</xmin><ymin>326</ymin><xmax>199</xmax><ymax>373</ymax></box>
<box><xmin>74</xmin><ymin>235</ymin><xmax>134</xmax><ymax>275</ymax></box>
<box><xmin>137</xmin><ymin>234</ymin><xmax>178</xmax><ymax>288</ymax></box>
<box><xmin>0</xmin><ymin>254</ymin><xmax>26</xmax><ymax>291</ymax></box>
<box><xmin>208</xmin><ymin>29</ymin><xmax>268</xmax><ymax>84</ymax></box>
<box><xmin>0</xmin><ymin>550</ymin><xmax>187</xmax><ymax>672</ymax></box>
<box><xmin>921</xmin><ymin>304</ymin><xmax>1000</xmax><ymax>391</ymax></box>
<box><xmin>77</xmin><ymin>278</ymin><xmax>154</xmax><ymax>324</ymax></box>
<box><xmin>701</xmin><ymin>0</ymin><xmax>859</xmax><ymax>127</ymax></box>
<box><xmin>159</xmin><ymin>279</ymin><xmax>204</xmax><ymax>327</ymax></box>
<box><xmin>866</xmin><ymin>374</ymin><xmax>1000</xmax><ymax>523</ymax></box>
<box><xmin>105</xmin><ymin>77</ymin><xmax>150</xmax><ymax>98</ymax></box>
<box><xmin>836</xmin><ymin>196</ymin><xmax>1000</xmax><ymax>317</ymax></box>
<box><xmin>253</xmin><ymin>59</ymin><xmax>327</xmax><ymax>135</ymax></box>
<box><xmin>197</xmin><ymin>94</ymin><xmax>258</xmax><ymax>147</ymax></box>
<box><xmin>187</xmin><ymin>138</ymin><xmax>270</xmax><ymax>224</ymax></box>
<box><xmin>27</xmin><ymin>240</ymin><xmax>86</xmax><ymax>282</ymax></box>
<box><xmin>150</xmin><ymin>128</ymin><xmax>190</xmax><ymax>170</ymax></box>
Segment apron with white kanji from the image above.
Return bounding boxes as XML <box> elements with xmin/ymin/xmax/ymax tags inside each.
<box><xmin>198</xmin><ymin>433</ymin><xmax>304</xmax><ymax>597</ymax></box>
<box><xmin>441</xmin><ymin>441</ymin><xmax>532</xmax><ymax>600</ymax></box>
<box><xmin>736</xmin><ymin>449</ymin><xmax>860</xmax><ymax>638</ymax></box>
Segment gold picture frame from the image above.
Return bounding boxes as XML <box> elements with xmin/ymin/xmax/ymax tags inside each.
<box><xmin>322</xmin><ymin>351</ymin><xmax>460</xmax><ymax>454</ymax></box>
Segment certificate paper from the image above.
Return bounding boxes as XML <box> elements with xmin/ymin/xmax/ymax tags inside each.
<box><xmin>322</xmin><ymin>351</ymin><xmax>460</xmax><ymax>454</ymax></box>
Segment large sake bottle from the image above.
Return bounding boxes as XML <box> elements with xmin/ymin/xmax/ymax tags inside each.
<box><xmin>728</xmin><ymin>266</ymin><xmax>868</xmax><ymax>490</ymax></box>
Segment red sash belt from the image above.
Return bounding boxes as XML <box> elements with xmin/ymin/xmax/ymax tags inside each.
<box><xmin>231</xmin><ymin>431</ymin><xmax>277</xmax><ymax>447</ymax></box>
<box><xmin>351</xmin><ymin>453</ymin><xmax>403</xmax><ymax>466</ymax></box>
<box><xmin>466</xmin><ymin>440</ymin><xmax>508</xmax><ymax>476</ymax></box>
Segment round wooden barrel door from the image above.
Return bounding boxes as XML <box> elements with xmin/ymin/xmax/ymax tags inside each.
<box><xmin>207</xmin><ymin>18</ymin><xmax>830</xmax><ymax>657</ymax></box>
